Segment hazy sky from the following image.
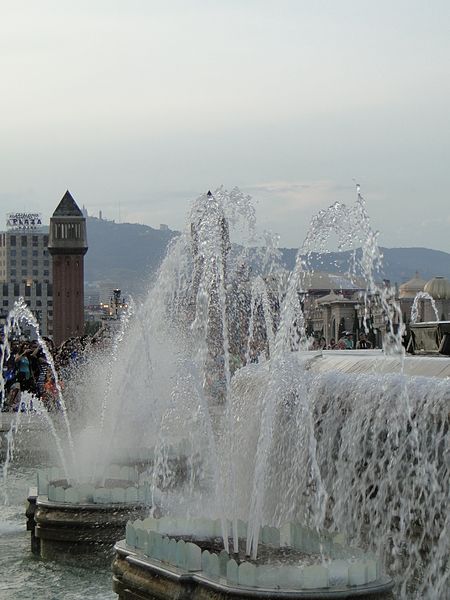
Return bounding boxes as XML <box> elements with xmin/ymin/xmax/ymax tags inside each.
<box><xmin>1</xmin><ymin>0</ymin><xmax>449</xmax><ymax>251</ymax></box>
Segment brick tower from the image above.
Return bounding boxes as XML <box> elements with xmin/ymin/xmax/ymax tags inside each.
<box><xmin>48</xmin><ymin>190</ymin><xmax>88</xmax><ymax>346</ymax></box>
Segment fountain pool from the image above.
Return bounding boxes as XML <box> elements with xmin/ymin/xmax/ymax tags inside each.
<box><xmin>0</xmin><ymin>466</ymin><xmax>114</xmax><ymax>599</ymax></box>
<box><xmin>0</xmin><ymin>186</ymin><xmax>448</xmax><ymax>599</ymax></box>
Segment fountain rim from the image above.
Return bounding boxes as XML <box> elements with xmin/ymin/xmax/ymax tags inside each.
<box><xmin>114</xmin><ymin>541</ymin><xmax>395</xmax><ymax>599</ymax></box>
<box><xmin>36</xmin><ymin>495</ymin><xmax>147</xmax><ymax>512</ymax></box>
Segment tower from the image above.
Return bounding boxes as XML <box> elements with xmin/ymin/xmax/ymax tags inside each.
<box><xmin>48</xmin><ymin>190</ymin><xmax>88</xmax><ymax>346</ymax></box>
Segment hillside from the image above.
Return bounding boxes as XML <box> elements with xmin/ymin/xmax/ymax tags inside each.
<box><xmin>280</xmin><ymin>247</ymin><xmax>450</xmax><ymax>284</ymax></box>
<box><xmin>84</xmin><ymin>217</ymin><xmax>450</xmax><ymax>297</ymax></box>
<box><xmin>84</xmin><ymin>216</ymin><xmax>177</xmax><ymax>295</ymax></box>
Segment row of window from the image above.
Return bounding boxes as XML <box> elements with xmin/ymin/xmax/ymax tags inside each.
<box><xmin>6</xmin><ymin>249</ymin><xmax>49</xmax><ymax>257</ymax></box>
<box><xmin>7</xmin><ymin>235</ymin><xmax>49</xmax><ymax>247</ymax></box>
<box><xmin>2</xmin><ymin>299</ymin><xmax>53</xmax><ymax>308</ymax></box>
<box><xmin>9</xmin><ymin>259</ymin><xmax>50</xmax><ymax>266</ymax></box>
<box><xmin>2</xmin><ymin>283</ymin><xmax>53</xmax><ymax>296</ymax></box>
<box><xmin>10</xmin><ymin>269</ymin><xmax>50</xmax><ymax>276</ymax></box>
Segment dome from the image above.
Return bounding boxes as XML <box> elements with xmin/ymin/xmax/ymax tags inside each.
<box><xmin>424</xmin><ymin>276</ymin><xmax>450</xmax><ymax>300</ymax></box>
<box><xmin>399</xmin><ymin>271</ymin><xmax>426</xmax><ymax>299</ymax></box>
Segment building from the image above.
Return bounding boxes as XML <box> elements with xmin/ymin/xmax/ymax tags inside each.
<box><xmin>0</xmin><ymin>213</ymin><xmax>53</xmax><ymax>336</ymax></box>
<box><xmin>423</xmin><ymin>276</ymin><xmax>450</xmax><ymax>321</ymax></box>
<box><xmin>48</xmin><ymin>191</ymin><xmax>88</xmax><ymax>346</ymax></box>
<box><xmin>398</xmin><ymin>272</ymin><xmax>427</xmax><ymax>322</ymax></box>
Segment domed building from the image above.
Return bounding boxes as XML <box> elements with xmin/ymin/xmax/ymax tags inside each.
<box><xmin>398</xmin><ymin>271</ymin><xmax>427</xmax><ymax>299</ymax></box>
<box><xmin>423</xmin><ymin>276</ymin><xmax>450</xmax><ymax>321</ymax></box>
<box><xmin>398</xmin><ymin>271</ymin><xmax>426</xmax><ymax>324</ymax></box>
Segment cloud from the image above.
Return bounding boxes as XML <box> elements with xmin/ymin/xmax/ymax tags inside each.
<box><xmin>244</xmin><ymin>180</ymin><xmax>355</xmax><ymax>216</ymax></box>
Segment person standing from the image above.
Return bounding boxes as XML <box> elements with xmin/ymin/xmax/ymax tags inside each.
<box><xmin>15</xmin><ymin>343</ymin><xmax>35</xmax><ymax>393</ymax></box>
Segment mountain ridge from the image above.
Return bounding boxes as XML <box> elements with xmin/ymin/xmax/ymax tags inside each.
<box><xmin>84</xmin><ymin>216</ymin><xmax>450</xmax><ymax>296</ymax></box>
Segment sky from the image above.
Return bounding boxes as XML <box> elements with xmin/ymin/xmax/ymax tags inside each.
<box><xmin>0</xmin><ymin>0</ymin><xmax>449</xmax><ymax>251</ymax></box>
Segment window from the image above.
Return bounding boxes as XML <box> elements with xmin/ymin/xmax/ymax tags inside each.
<box><xmin>21</xmin><ymin>236</ymin><xmax>27</xmax><ymax>246</ymax></box>
<box><xmin>48</xmin><ymin>300</ymin><xmax>53</xmax><ymax>306</ymax></box>
<box><xmin>33</xmin><ymin>260</ymin><xmax>38</xmax><ymax>266</ymax></box>
<box><xmin>10</xmin><ymin>269</ymin><xmax>16</xmax><ymax>276</ymax></box>
<box><xmin>44</xmin><ymin>260</ymin><xmax>49</xmax><ymax>266</ymax></box>
<box><xmin>43</xmin><ymin>250</ymin><xmax>48</xmax><ymax>257</ymax></box>
<box><xmin>10</xmin><ymin>236</ymin><xmax>16</xmax><ymax>246</ymax></box>
<box><xmin>11</xmin><ymin>249</ymin><xmax>16</xmax><ymax>256</ymax></box>
<box><xmin>3</xmin><ymin>300</ymin><xmax>8</xmax><ymax>307</ymax></box>
<box><xmin>32</xmin><ymin>250</ymin><xmax>38</xmax><ymax>257</ymax></box>
<box><xmin>44</xmin><ymin>235</ymin><xmax>48</xmax><ymax>246</ymax></box>
<box><xmin>25</xmin><ymin>286</ymin><xmax>31</xmax><ymax>297</ymax></box>
<box><xmin>21</xmin><ymin>250</ymin><xmax>27</xmax><ymax>257</ymax></box>
<box><xmin>33</xmin><ymin>270</ymin><xmax>38</xmax><ymax>276</ymax></box>
<box><xmin>36</xmin><ymin>283</ymin><xmax>42</xmax><ymax>296</ymax></box>
<box><xmin>11</xmin><ymin>259</ymin><xmax>16</xmax><ymax>266</ymax></box>
<box><xmin>14</xmin><ymin>283</ymin><xmax>19</xmax><ymax>295</ymax></box>
<box><xmin>43</xmin><ymin>270</ymin><xmax>49</xmax><ymax>276</ymax></box>
<box><xmin>32</xmin><ymin>236</ymin><xmax>38</xmax><ymax>246</ymax></box>
<box><xmin>21</xmin><ymin>260</ymin><xmax>27</xmax><ymax>266</ymax></box>
<box><xmin>2</xmin><ymin>284</ymin><xmax>7</xmax><ymax>295</ymax></box>
<box><xmin>21</xmin><ymin>269</ymin><xmax>27</xmax><ymax>275</ymax></box>
<box><xmin>36</xmin><ymin>300</ymin><xmax>42</xmax><ymax>307</ymax></box>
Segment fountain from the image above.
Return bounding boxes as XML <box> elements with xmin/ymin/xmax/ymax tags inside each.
<box><xmin>1</xmin><ymin>186</ymin><xmax>448</xmax><ymax>598</ymax></box>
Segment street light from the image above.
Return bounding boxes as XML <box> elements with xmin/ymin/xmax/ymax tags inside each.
<box><xmin>110</xmin><ymin>288</ymin><xmax>125</xmax><ymax>319</ymax></box>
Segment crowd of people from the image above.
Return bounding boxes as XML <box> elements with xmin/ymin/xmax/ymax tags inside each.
<box><xmin>1</xmin><ymin>334</ymin><xmax>100</xmax><ymax>412</ymax></box>
<box><xmin>311</xmin><ymin>332</ymin><xmax>373</xmax><ymax>350</ymax></box>
<box><xmin>1</xmin><ymin>323</ymin><xmax>374</xmax><ymax>412</ymax></box>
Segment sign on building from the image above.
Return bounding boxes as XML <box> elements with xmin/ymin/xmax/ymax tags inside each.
<box><xmin>6</xmin><ymin>212</ymin><xmax>43</xmax><ymax>230</ymax></box>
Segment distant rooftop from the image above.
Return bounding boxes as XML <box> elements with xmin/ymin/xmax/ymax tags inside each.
<box><xmin>53</xmin><ymin>190</ymin><xmax>84</xmax><ymax>217</ymax></box>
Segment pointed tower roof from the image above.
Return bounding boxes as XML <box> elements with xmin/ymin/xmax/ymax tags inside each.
<box><xmin>52</xmin><ymin>190</ymin><xmax>83</xmax><ymax>217</ymax></box>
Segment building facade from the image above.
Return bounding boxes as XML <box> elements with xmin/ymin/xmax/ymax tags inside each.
<box><xmin>0</xmin><ymin>221</ymin><xmax>53</xmax><ymax>336</ymax></box>
<box><xmin>48</xmin><ymin>191</ymin><xmax>88</xmax><ymax>346</ymax></box>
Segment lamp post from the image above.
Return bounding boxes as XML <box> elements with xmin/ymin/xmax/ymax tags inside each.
<box><xmin>111</xmin><ymin>288</ymin><xmax>123</xmax><ymax>319</ymax></box>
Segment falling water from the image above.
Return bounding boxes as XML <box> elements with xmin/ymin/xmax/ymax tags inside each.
<box><xmin>1</xmin><ymin>300</ymin><xmax>76</xmax><ymax>478</ymax></box>
<box><xmin>0</xmin><ymin>185</ymin><xmax>448</xmax><ymax>599</ymax></box>
<box><xmin>410</xmin><ymin>291</ymin><xmax>440</xmax><ymax>323</ymax></box>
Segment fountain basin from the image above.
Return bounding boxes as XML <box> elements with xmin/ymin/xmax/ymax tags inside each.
<box><xmin>111</xmin><ymin>517</ymin><xmax>394</xmax><ymax>599</ymax></box>
<box><xmin>112</xmin><ymin>542</ymin><xmax>394</xmax><ymax>599</ymax></box>
<box><xmin>409</xmin><ymin>321</ymin><xmax>450</xmax><ymax>355</ymax></box>
<box><xmin>31</xmin><ymin>493</ymin><xmax>148</xmax><ymax>560</ymax></box>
